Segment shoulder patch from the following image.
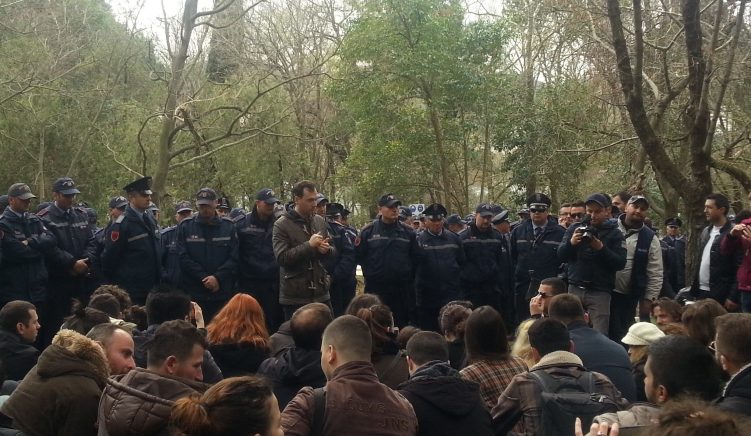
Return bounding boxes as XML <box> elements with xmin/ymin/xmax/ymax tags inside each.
<box><xmin>110</xmin><ymin>230</ymin><xmax>120</xmax><ymax>242</ymax></box>
<box><xmin>37</xmin><ymin>207</ymin><xmax>50</xmax><ymax>217</ymax></box>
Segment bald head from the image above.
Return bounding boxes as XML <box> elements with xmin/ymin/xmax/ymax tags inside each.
<box><xmin>322</xmin><ymin>315</ymin><xmax>372</xmax><ymax>362</ymax></box>
<box><xmin>291</xmin><ymin>302</ymin><xmax>334</xmax><ymax>350</ymax></box>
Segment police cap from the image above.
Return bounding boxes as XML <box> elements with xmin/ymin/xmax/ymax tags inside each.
<box><xmin>123</xmin><ymin>176</ymin><xmax>152</xmax><ymax>195</ymax></box>
<box><xmin>175</xmin><ymin>200</ymin><xmax>193</xmax><ymax>213</ymax></box>
<box><xmin>256</xmin><ymin>188</ymin><xmax>279</xmax><ymax>204</ymax></box>
<box><xmin>424</xmin><ymin>203</ymin><xmax>447</xmax><ymax>220</ymax></box>
<box><xmin>475</xmin><ymin>203</ymin><xmax>495</xmax><ymax>217</ymax></box>
<box><xmin>196</xmin><ymin>188</ymin><xmax>217</xmax><ymax>205</ymax></box>
<box><xmin>53</xmin><ymin>177</ymin><xmax>80</xmax><ymax>195</ymax></box>
<box><xmin>109</xmin><ymin>196</ymin><xmax>128</xmax><ymax>209</ymax></box>
<box><xmin>526</xmin><ymin>192</ymin><xmax>551</xmax><ymax>209</ymax></box>
<box><xmin>665</xmin><ymin>217</ymin><xmax>683</xmax><ymax>227</ymax></box>
<box><xmin>378</xmin><ymin>193</ymin><xmax>401</xmax><ymax>208</ymax></box>
<box><xmin>8</xmin><ymin>183</ymin><xmax>36</xmax><ymax>200</ymax></box>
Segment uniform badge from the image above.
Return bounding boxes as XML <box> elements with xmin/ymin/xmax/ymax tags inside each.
<box><xmin>354</xmin><ymin>236</ymin><xmax>361</xmax><ymax>247</ymax></box>
<box><xmin>111</xmin><ymin>231</ymin><xmax>120</xmax><ymax>242</ymax></box>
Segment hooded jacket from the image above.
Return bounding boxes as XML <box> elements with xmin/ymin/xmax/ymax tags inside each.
<box><xmin>97</xmin><ymin>368</ymin><xmax>208</xmax><ymax>436</ymax></box>
<box><xmin>257</xmin><ymin>347</ymin><xmax>327</xmax><ymax>409</ymax></box>
<box><xmin>398</xmin><ymin>361</ymin><xmax>493</xmax><ymax>436</ymax></box>
<box><xmin>558</xmin><ymin>218</ymin><xmax>627</xmax><ymax>293</ymax></box>
<box><xmin>208</xmin><ymin>342</ymin><xmax>268</xmax><ymax>377</ymax></box>
<box><xmin>1</xmin><ymin>329</ymin><xmax>109</xmax><ymax>436</ymax></box>
<box><xmin>0</xmin><ymin>330</ymin><xmax>38</xmax><ymax>381</ymax></box>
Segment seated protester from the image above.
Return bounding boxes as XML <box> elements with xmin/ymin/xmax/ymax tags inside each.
<box><xmin>460</xmin><ymin>306</ymin><xmax>528</xmax><ymax>411</ymax></box>
<box><xmin>97</xmin><ymin>320</ymin><xmax>210</xmax><ymax>436</ymax></box>
<box><xmin>511</xmin><ymin>318</ymin><xmax>536</xmax><ymax>369</ymax></box>
<box><xmin>206</xmin><ymin>294</ymin><xmax>270</xmax><ymax>377</ymax></box>
<box><xmin>88</xmin><ymin>293</ymin><xmax>137</xmax><ymax>333</ymax></box>
<box><xmin>60</xmin><ymin>304</ymin><xmax>111</xmax><ymax>335</ymax></box>
<box><xmin>355</xmin><ymin>304</ymin><xmax>409</xmax><ymax>389</ymax></box>
<box><xmin>643</xmin><ymin>398</ymin><xmax>748</xmax><ymax>436</ymax></box>
<box><xmin>86</xmin><ymin>323</ymin><xmax>136</xmax><ymax>376</ymax></box>
<box><xmin>1</xmin><ymin>329</ymin><xmax>109</xmax><ymax>436</ymax></box>
<box><xmin>396</xmin><ymin>326</ymin><xmax>421</xmax><ymax>350</ymax></box>
<box><xmin>713</xmin><ymin>313</ymin><xmax>751</xmax><ymax>416</ymax></box>
<box><xmin>651</xmin><ymin>297</ymin><xmax>682</xmax><ymax>328</ymax></box>
<box><xmin>491</xmin><ymin>318</ymin><xmax>628</xmax><ymax>435</ymax></box>
<box><xmin>682</xmin><ymin>299</ymin><xmax>727</xmax><ymax>347</ymax></box>
<box><xmin>528</xmin><ymin>277</ymin><xmax>567</xmax><ymax>319</ymax></box>
<box><xmin>344</xmin><ymin>293</ymin><xmax>383</xmax><ymax>316</ymax></box>
<box><xmin>170</xmin><ymin>376</ymin><xmax>283</xmax><ymax>436</ymax></box>
<box><xmin>439</xmin><ymin>302</ymin><xmax>472</xmax><ymax>370</ymax></box>
<box><xmin>398</xmin><ymin>331</ymin><xmax>493</xmax><ymax>436</ymax></box>
<box><xmin>268</xmin><ymin>320</ymin><xmax>294</xmax><ymax>357</ymax></box>
<box><xmin>123</xmin><ymin>305</ymin><xmax>148</xmax><ymax>331</ymax></box>
<box><xmin>0</xmin><ymin>301</ymin><xmax>40</xmax><ymax>381</ymax></box>
<box><xmin>281</xmin><ymin>315</ymin><xmax>417</xmax><ymax>436</ymax></box>
<box><xmin>91</xmin><ymin>284</ymin><xmax>133</xmax><ymax>314</ymax></box>
<box><xmin>257</xmin><ymin>303</ymin><xmax>333</xmax><ymax>410</ymax></box>
<box><xmin>593</xmin><ymin>335</ymin><xmax>723</xmax><ymax>428</ymax></box>
<box><xmin>548</xmin><ymin>294</ymin><xmax>637</xmax><ymax>402</ymax></box>
<box><xmin>620</xmin><ymin>322</ymin><xmax>665</xmax><ymax>403</ymax></box>
<box><xmin>133</xmin><ymin>289</ymin><xmax>223</xmax><ymax>383</ymax></box>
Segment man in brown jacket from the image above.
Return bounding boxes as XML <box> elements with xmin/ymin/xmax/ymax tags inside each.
<box><xmin>281</xmin><ymin>315</ymin><xmax>417</xmax><ymax>436</ymax></box>
<box><xmin>273</xmin><ymin>180</ymin><xmax>336</xmax><ymax>320</ymax></box>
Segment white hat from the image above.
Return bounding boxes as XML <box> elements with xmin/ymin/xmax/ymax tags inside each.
<box><xmin>622</xmin><ymin>322</ymin><xmax>665</xmax><ymax>346</ymax></box>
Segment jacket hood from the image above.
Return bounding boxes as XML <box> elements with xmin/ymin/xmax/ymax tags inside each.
<box><xmin>399</xmin><ymin>361</ymin><xmax>481</xmax><ymax>417</ymax></box>
<box><xmin>269</xmin><ymin>347</ymin><xmax>325</xmax><ymax>385</ymax></box>
<box><xmin>37</xmin><ymin>329</ymin><xmax>109</xmax><ymax>388</ymax></box>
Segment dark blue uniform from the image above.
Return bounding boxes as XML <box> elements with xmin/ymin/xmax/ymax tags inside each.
<box><xmin>324</xmin><ymin>220</ymin><xmax>357</xmax><ymax>317</ymax></box>
<box><xmin>510</xmin><ymin>216</ymin><xmax>565</xmax><ymax>322</ymax></box>
<box><xmin>236</xmin><ymin>208</ymin><xmax>281</xmax><ymax>330</ymax></box>
<box><xmin>160</xmin><ymin>226</ymin><xmax>181</xmax><ymax>287</ymax></box>
<box><xmin>661</xmin><ymin>235</ymin><xmax>686</xmax><ymax>292</ymax></box>
<box><xmin>101</xmin><ymin>206</ymin><xmax>162</xmax><ymax>305</ymax></box>
<box><xmin>415</xmin><ymin>229</ymin><xmax>465</xmax><ymax>331</ymax></box>
<box><xmin>176</xmin><ymin>214</ymin><xmax>239</xmax><ymax>321</ymax></box>
<box><xmin>459</xmin><ymin>223</ymin><xmax>509</xmax><ymax>314</ymax></box>
<box><xmin>356</xmin><ymin>218</ymin><xmax>418</xmax><ymax>327</ymax></box>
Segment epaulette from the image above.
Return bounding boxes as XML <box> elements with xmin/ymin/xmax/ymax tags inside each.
<box><xmin>36</xmin><ymin>207</ymin><xmax>51</xmax><ymax>217</ymax></box>
<box><xmin>220</xmin><ymin>216</ymin><xmax>234</xmax><ymax>224</ymax></box>
<box><xmin>360</xmin><ymin>221</ymin><xmax>375</xmax><ymax>233</ymax></box>
<box><xmin>160</xmin><ymin>225</ymin><xmax>176</xmax><ymax>234</ymax></box>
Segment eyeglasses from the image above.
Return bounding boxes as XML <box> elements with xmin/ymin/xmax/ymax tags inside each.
<box><xmin>570</xmin><ymin>213</ymin><xmax>585</xmax><ymax>219</ymax></box>
<box><xmin>667</xmin><ymin>225</ymin><xmax>678</xmax><ymax>229</ymax></box>
<box><xmin>537</xmin><ymin>291</ymin><xmax>550</xmax><ymax>299</ymax></box>
<box><xmin>530</xmin><ymin>208</ymin><xmax>548</xmax><ymax>214</ymax></box>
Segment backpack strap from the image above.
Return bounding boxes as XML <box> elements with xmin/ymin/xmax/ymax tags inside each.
<box><xmin>311</xmin><ymin>387</ymin><xmax>326</xmax><ymax>436</ymax></box>
<box><xmin>529</xmin><ymin>369</ymin><xmax>563</xmax><ymax>393</ymax></box>
<box><xmin>378</xmin><ymin>350</ymin><xmax>406</xmax><ymax>381</ymax></box>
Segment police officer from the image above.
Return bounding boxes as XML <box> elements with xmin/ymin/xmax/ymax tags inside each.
<box><xmin>86</xmin><ymin>196</ymin><xmax>128</xmax><ymax>289</ymax></box>
<box><xmin>415</xmin><ymin>203</ymin><xmax>465</xmax><ymax>331</ymax></box>
<box><xmin>459</xmin><ymin>203</ymin><xmax>508</xmax><ymax>315</ymax></box>
<box><xmin>38</xmin><ymin>177</ymin><xmax>94</xmax><ymax>339</ymax></box>
<box><xmin>0</xmin><ymin>195</ymin><xmax>8</xmax><ymax>214</ymax></box>
<box><xmin>147</xmin><ymin>202</ymin><xmax>161</xmax><ymax>224</ymax></box>
<box><xmin>217</xmin><ymin>197</ymin><xmax>231</xmax><ymax>218</ymax></box>
<box><xmin>446</xmin><ymin>214</ymin><xmax>466</xmax><ymax>234</ymax></box>
<box><xmin>229</xmin><ymin>207</ymin><xmax>246</xmax><ymax>222</ymax></box>
<box><xmin>356</xmin><ymin>193</ymin><xmax>418</xmax><ymax>327</ymax></box>
<box><xmin>0</xmin><ymin>183</ymin><xmax>56</xmax><ymax>344</ymax></box>
<box><xmin>323</xmin><ymin>202</ymin><xmax>357</xmax><ymax>317</ymax></box>
<box><xmin>176</xmin><ymin>188</ymin><xmax>238</xmax><ymax>321</ymax></box>
<box><xmin>160</xmin><ymin>200</ymin><xmax>193</xmax><ymax>287</ymax></box>
<box><xmin>510</xmin><ymin>193</ymin><xmax>565</xmax><ymax>324</ymax></box>
<box><xmin>101</xmin><ymin>177</ymin><xmax>162</xmax><ymax>305</ymax></box>
<box><xmin>236</xmin><ymin>188</ymin><xmax>282</xmax><ymax>330</ymax></box>
<box><xmin>314</xmin><ymin>193</ymin><xmax>328</xmax><ymax>216</ymax></box>
<box><xmin>662</xmin><ymin>217</ymin><xmax>686</xmax><ymax>292</ymax></box>
<box><xmin>340</xmin><ymin>207</ymin><xmax>358</xmax><ymax>246</ymax></box>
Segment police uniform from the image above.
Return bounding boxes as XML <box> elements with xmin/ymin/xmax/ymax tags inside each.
<box><xmin>101</xmin><ymin>177</ymin><xmax>162</xmax><ymax>305</ymax></box>
<box><xmin>236</xmin><ymin>188</ymin><xmax>282</xmax><ymax>330</ymax></box>
<box><xmin>661</xmin><ymin>217</ymin><xmax>686</xmax><ymax>292</ymax></box>
<box><xmin>356</xmin><ymin>194</ymin><xmax>418</xmax><ymax>327</ymax></box>
<box><xmin>324</xmin><ymin>202</ymin><xmax>357</xmax><ymax>316</ymax></box>
<box><xmin>414</xmin><ymin>204</ymin><xmax>465</xmax><ymax>331</ymax></box>
<box><xmin>160</xmin><ymin>200</ymin><xmax>192</xmax><ymax>287</ymax></box>
<box><xmin>176</xmin><ymin>188</ymin><xmax>239</xmax><ymax>321</ymax></box>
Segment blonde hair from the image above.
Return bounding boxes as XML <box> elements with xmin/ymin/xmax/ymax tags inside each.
<box><xmin>628</xmin><ymin>345</ymin><xmax>649</xmax><ymax>365</ymax></box>
<box><xmin>511</xmin><ymin>319</ymin><xmax>536</xmax><ymax>368</ymax></box>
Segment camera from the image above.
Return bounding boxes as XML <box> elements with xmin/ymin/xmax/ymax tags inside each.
<box><xmin>577</xmin><ymin>225</ymin><xmax>598</xmax><ymax>244</ymax></box>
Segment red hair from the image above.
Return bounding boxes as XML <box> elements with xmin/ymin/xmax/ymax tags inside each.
<box><xmin>207</xmin><ymin>294</ymin><xmax>269</xmax><ymax>349</ymax></box>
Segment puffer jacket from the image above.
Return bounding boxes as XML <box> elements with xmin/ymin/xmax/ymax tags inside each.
<box><xmin>256</xmin><ymin>347</ymin><xmax>326</xmax><ymax>410</ymax></box>
<box><xmin>272</xmin><ymin>209</ymin><xmax>335</xmax><ymax>305</ymax></box>
<box><xmin>1</xmin><ymin>330</ymin><xmax>109</xmax><ymax>436</ymax></box>
<box><xmin>96</xmin><ymin>368</ymin><xmax>208</xmax><ymax>436</ymax></box>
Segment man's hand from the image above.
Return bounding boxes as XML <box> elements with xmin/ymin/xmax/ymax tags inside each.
<box><xmin>317</xmin><ymin>239</ymin><xmax>331</xmax><ymax>254</ymax></box>
<box><xmin>589</xmin><ymin>236</ymin><xmax>604</xmax><ymax>251</ymax></box>
<box><xmin>731</xmin><ymin>224</ymin><xmax>747</xmax><ymax>238</ymax></box>
<box><xmin>72</xmin><ymin>259</ymin><xmax>89</xmax><ymax>276</ymax></box>
<box><xmin>529</xmin><ymin>295</ymin><xmax>544</xmax><ymax>316</ymax></box>
<box><xmin>309</xmin><ymin>233</ymin><xmax>324</xmax><ymax>248</ymax></box>
<box><xmin>575</xmin><ymin>418</ymin><xmax>619</xmax><ymax>436</ymax></box>
<box><xmin>190</xmin><ymin>301</ymin><xmax>205</xmax><ymax>329</ymax></box>
<box><xmin>202</xmin><ymin>275</ymin><xmax>220</xmax><ymax>292</ymax></box>
<box><xmin>570</xmin><ymin>231</ymin><xmax>583</xmax><ymax>246</ymax></box>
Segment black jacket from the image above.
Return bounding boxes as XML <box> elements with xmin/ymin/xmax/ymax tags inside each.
<box><xmin>323</xmin><ymin>220</ymin><xmax>357</xmax><ymax>286</ymax></box>
<box><xmin>356</xmin><ymin>218</ymin><xmax>418</xmax><ymax>288</ymax></box>
<box><xmin>256</xmin><ymin>347</ymin><xmax>326</xmax><ymax>410</ymax></box>
<box><xmin>176</xmin><ymin>215</ymin><xmax>239</xmax><ymax>301</ymax></box>
<box><xmin>558</xmin><ymin>218</ymin><xmax>627</xmax><ymax>293</ymax></box>
<box><xmin>236</xmin><ymin>208</ymin><xmax>279</xmax><ymax>287</ymax></box>
<box><xmin>415</xmin><ymin>229</ymin><xmax>465</xmax><ymax>307</ymax></box>
<box><xmin>714</xmin><ymin>364</ymin><xmax>751</xmax><ymax>417</ymax></box>
<box><xmin>398</xmin><ymin>361</ymin><xmax>493</xmax><ymax>436</ymax></box>
<box><xmin>0</xmin><ymin>208</ymin><xmax>56</xmax><ymax>303</ymax></box>
<box><xmin>459</xmin><ymin>223</ymin><xmax>509</xmax><ymax>291</ymax></box>
<box><xmin>511</xmin><ymin>216</ymin><xmax>565</xmax><ymax>299</ymax></box>
<box><xmin>38</xmin><ymin>205</ymin><xmax>93</xmax><ymax>283</ymax></box>
<box><xmin>662</xmin><ymin>235</ymin><xmax>686</xmax><ymax>291</ymax></box>
<box><xmin>159</xmin><ymin>225</ymin><xmax>181</xmax><ymax>286</ymax></box>
<box><xmin>208</xmin><ymin>342</ymin><xmax>268</xmax><ymax>378</ymax></box>
<box><xmin>0</xmin><ymin>330</ymin><xmax>38</xmax><ymax>381</ymax></box>
<box><xmin>101</xmin><ymin>206</ymin><xmax>161</xmax><ymax>300</ymax></box>
<box><xmin>692</xmin><ymin>220</ymin><xmax>738</xmax><ymax>303</ymax></box>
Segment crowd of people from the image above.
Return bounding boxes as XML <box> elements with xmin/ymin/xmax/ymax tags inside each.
<box><xmin>0</xmin><ymin>175</ymin><xmax>749</xmax><ymax>435</ymax></box>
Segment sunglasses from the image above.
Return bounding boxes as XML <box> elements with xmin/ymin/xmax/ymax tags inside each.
<box><xmin>530</xmin><ymin>208</ymin><xmax>548</xmax><ymax>214</ymax></box>
<box><xmin>668</xmin><ymin>225</ymin><xmax>678</xmax><ymax>229</ymax></box>
<box><xmin>570</xmin><ymin>213</ymin><xmax>585</xmax><ymax>219</ymax></box>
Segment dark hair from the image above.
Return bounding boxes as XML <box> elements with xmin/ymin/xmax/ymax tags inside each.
<box><xmin>91</xmin><ymin>285</ymin><xmax>132</xmax><ymax>311</ymax></box>
<box><xmin>570</xmin><ymin>201</ymin><xmax>585</xmax><ymax>208</ymax></box>
<box><xmin>706</xmin><ymin>193</ymin><xmax>730</xmax><ymax>215</ymax></box>
<box><xmin>528</xmin><ymin>318</ymin><xmax>570</xmax><ymax>357</ymax></box>
<box><xmin>123</xmin><ymin>305</ymin><xmax>148</xmax><ymax>331</ymax></box>
<box><xmin>540</xmin><ymin>277</ymin><xmax>566</xmax><ymax>296</ymax></box>
<box><xmin>322</xmin><ymin>315</ymin><xmax>372</xmax><ymax>362</ymax></box>
<box><xmin>89</xmin><ymin>294</ymin><xmax>121</xmax><ymax>318</ymax></box>
<box><xmin>345</xmin><ymin>293</ymin><xmax>382</xmax><ymax>316</ymax></box>
<box><xmin>439</xmin><ymin>303</ymin><xmax>472</xmax><ymax>337</ymax></box>
<box><xmin>396</xmin><ymin>326</ymin><xmax>421</xmax><ymax>350</ymax></box>
<box><xmin>86</xmin><ymin>323</ymin><xmax>130</xmax><ymax>346</ymax></box>
<box><xmin>0</xmin><ymin>301</ymin><xmax>36</xmax><ymax>332</ymax></box>
<box><xmin>734</xmin><ymin>210</ymin><xmax>751</xmax><ymax>224</ymax></box>
<box><xmin>647</xmin><ymin>335</ymin><xmax>722</xmax><ymax>401</ymax></box>
<box><xmin>548</xmin><ymin>294</ymin><xmax>585</xmax><ymax>324</ymax></box>
<box><xmin>61</xmin><ymin>304</ymin><xmax>111</xmax><ymax>335</ymax></box>
<box><xmin>146</xmin><ymin>289</ymin><xmax>192</xmax><ymax>326</ymax></box>
<box><xmin>355</xmin><ymin>305</ymin><xmax>394</xmax><ymax>359</ymax></box>
<box><xmin>715</xmin><ymin>313</ymin><xmax>751</xmax><ymax>366</ymax></box>
<box><xmin>464</xmin><ymin>306</ymin><xmax>509</xmax><ymax>363</ymax></box>
<box><xmin>560</xmin><ymin>202</ymin><xmax>571</xmax><ymax>208</ymax></box>
<box><xmin>682</xmin><ymin>299</ymin><xmax>727</xmax><ymax>346</ymax></box>
<box><xmin>652</xmin><ymin>298</ymin><xmax>683</xmax><ymax>322</ymax></box>
<box><xmin>291</xmin><ymin>180</ymin><xmax>316</xmax><ymax>198</ymax></box>
<box><xmin>644</xmin><ymin>398</ymin><xmax>747</xmax><ymax>436</ymax></box>
<box><xmin>614</xmin><ymin>191</ymin><xmax>631</xmax><ymax>203</ymax></box>
<box><xmin>406</xmin><ymin>331</ymin><xmax>448</xmax><ymax>366</ymax></box>
<box><xmin>290</xmin><ymin>303</ymin><xmax>333</xmax><ymax>350</ymax></box>
<box><xmin>171</xmin><ymin>376</ymin><xmax>275</xmax><ymax>436</ymax></box>
<box><xmin>146</xmin><ymin>320</ymin><xmax>208</xmax><ymax>367</ymax></box>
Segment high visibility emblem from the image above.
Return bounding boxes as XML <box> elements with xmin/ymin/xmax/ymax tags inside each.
<box><xmin>111</xmin><ymin>231</ymin><xmax>120</xmax><ymax>242</ymax></box>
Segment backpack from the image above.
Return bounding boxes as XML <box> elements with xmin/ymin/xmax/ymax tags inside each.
<box><xmin>530</xmin><ymin>369</ymin><xmax>619</xmax><ymax>436</ymax></box>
